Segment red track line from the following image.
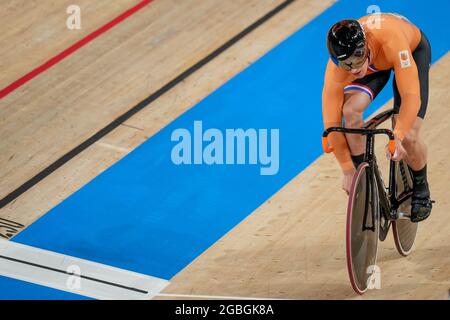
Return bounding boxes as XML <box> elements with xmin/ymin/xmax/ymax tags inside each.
<box><xmin>0</xmin><ymin>0</ymin><xmax>153</xmax><ymax>100</ymax></box>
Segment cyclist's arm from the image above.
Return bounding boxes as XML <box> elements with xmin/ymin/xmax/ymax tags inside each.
<box><xmin>386</xmin><ymin>38</ymin><xmax>421</xmax><ymax>141</ymax></box>
<box><xmin>322</xmin><ymin>63</ymin><xmax>354</xmax><ymax>172</ymax></box>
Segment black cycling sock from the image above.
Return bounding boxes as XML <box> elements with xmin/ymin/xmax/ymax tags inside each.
<box><xmin>409</xmin><ymin>164</ymin><xmax>430</xmax><ymax>196</ymax></box>
<box><xmin>351</xmin><ymin>153</ymin><xmax>365</xmax><ymax>168</ymax></box>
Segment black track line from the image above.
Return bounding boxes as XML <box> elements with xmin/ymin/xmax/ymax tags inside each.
<box><xmin>0</xmin><ymin>0</ymin><xmax>295</xmax><ymax>209</ymax></box>
<box><xmin>0</xmin><ymin>254</ymin><xmax>148</xmax><ymax>294</ymax></box>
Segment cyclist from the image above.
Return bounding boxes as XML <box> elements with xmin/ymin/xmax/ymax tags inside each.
<box><xmin>322</xmin><ymin>13</ymin><xmax>432</xmax><ymax>222</ymax></box>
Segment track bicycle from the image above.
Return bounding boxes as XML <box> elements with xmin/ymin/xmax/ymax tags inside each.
<box><xmin>322</xmin><ymin>109</ymin><xmax>419</xmax><ymax>294</ymax></box>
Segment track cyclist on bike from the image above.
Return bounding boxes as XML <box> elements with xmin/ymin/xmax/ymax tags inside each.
<box><xmin>322</xmin><ymin>13</ymin><xmax>433</xmax><ymax>222</ymax></box>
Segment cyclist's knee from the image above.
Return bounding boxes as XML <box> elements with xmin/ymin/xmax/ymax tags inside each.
<box><xmin>401</xmin><ymin>118</ymin><xmax>423</xmax><ymax>150</ymax></box>
<box><xmin>343</xmin><ymin>92</ymin><xmax>370</xmax><ymax>128</ymax></box>
<box><xmin>343</xmin><ymin>102</ymin><xmax>363</xmax><ymax>128</ymax></box>
<box><xmin>402</xmin><ymin>129</ymin><xmax>421</xmax><ymax>152</ymax></box>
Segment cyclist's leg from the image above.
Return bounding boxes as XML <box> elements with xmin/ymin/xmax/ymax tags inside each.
<box><xmin>392</xmin><ymin>115</ymin><xmax>427</xmax><ymax>170</ymax></box>
<box><xmin>343</xmin><ymin>91</ymin><xmax>370</xmax><ymax>157</ymax></box>
<box><xmin>343</xmin><ymin>70</ymin><xmax>391</xmax><ymax>168</ymax></box>
<box><xmin>393</xmin><ymin>31</ymin><xmax>430</xmax><ymax>171</ymax></box>
<box><xmin>393</xmin><ymin>30</ymin><xmax>432</xmax><ymax>222</ymax></box>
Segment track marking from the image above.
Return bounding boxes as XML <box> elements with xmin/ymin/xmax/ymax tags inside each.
<box><xmin>0</xmin><ymin>0</ymin><xmax>153</xmax><ymax>100</ymax></box>
<box><xmin>0</xmin><ymin>239</ymin><xmax>169</xmax><ymax>300</ymax></box>
<box><xmin>0</xmin><ymin>218</ymin><xmax>25</xmax><ymax>239</ymax></box>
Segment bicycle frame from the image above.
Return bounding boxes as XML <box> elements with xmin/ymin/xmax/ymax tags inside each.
<box><xmin>322</xmin><ymin>109</ymin><xmax>411</xmax><ymax>221</ymax></box>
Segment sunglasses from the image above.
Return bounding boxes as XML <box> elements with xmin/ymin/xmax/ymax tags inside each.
<box><xmin>331</xmin><ymin>46</ymin><xmax>368</xmax><ymax>71</ymax></box>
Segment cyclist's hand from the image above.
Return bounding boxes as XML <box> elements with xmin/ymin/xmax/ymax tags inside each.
<box><xmin>386</xmin><ymin>136</ymin><xmax>407</xmax><ymax>161</ymax></box>
<box><xmin>342</xmin><ymin>168</ymin><xmax>356</xmax><ymax>195</ymax></box>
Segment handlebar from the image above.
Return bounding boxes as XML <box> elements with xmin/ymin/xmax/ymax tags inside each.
<box><xmin>322</xmin><ymin>127</ymin><xmax>396</xmax><ymax>155</ymax></box>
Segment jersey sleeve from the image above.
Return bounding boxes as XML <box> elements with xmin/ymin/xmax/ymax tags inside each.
<box><xmin>385</xmin><ymin>37</ymin><xmax>421</xmax><ymax>141</ymax></box>
<box><xmin>322</xmin><ymin>61</ymin><xmax>354</xmax><ymax>172</ymax></box>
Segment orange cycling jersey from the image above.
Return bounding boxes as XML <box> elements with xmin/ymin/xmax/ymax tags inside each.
<box><xmin>322</xmin><ymin>14</ymin><xmax>422</xmax><ymax>172</ymax></box>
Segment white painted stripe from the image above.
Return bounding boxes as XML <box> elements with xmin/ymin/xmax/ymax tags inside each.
<box><xmin>96</xmin><ymin>142</ymin><xmax>131</xmax><ymax>154</ymax></box>
<box><xmin>344</xmin><ymin>85</ymin><xmax>374</xmax><ymax>100</ymax></box>
<box><xmin>156</xmin><ymin>293</ymin><xmax>288</xmax><ymax>300</ymax></box>
<box><xmin>0</xmin><ymin>239</ymin><xmax>169</xmax><ymax>300</ymax></box>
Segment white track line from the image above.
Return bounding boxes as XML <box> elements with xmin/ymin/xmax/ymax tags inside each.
<box><xmin>0</xmin><ymin>239</ymin><xmax>169</xmax><ymax>300</ymax></box>
<box><xmin>156</xmin><ymin>293</ymin><xmax>288</xmax><ymax>300</ymax></box>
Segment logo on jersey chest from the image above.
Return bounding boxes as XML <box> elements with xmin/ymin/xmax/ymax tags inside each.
<box><xmin>399</xmin><ymin>50</ymin><xmax>412</xmax><ymax>68</ymax></box>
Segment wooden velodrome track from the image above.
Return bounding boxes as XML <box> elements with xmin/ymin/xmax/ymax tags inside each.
<box><xmin>0</xmin><ymin>0</ymin><xmax>448</xmax><ymax>299</ymax></box>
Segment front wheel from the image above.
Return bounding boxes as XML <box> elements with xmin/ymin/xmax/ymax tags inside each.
<box><xmin>346</xmin><ymin>162</ymin><xmax>380</xmax><ymax>295</ymax></box>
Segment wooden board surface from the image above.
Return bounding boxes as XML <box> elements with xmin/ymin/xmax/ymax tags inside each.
<box><xmin>0</xmin><ymin>0</ymin><xmax>137</xmax><ymax>86</ymax></box>
<box><xmin>1</xmin><ymin>0</ymin><xmax>288</xmax><ymax>200</ymax></box>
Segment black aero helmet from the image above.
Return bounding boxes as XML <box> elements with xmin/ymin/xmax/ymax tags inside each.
<box><xmin>327</xmin><ymin>19</ymin><xmax>367</xmax><ymax>69</ymax></box>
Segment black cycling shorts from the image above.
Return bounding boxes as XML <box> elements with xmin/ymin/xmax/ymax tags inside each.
<box><xmin>343</xmin><ymin>30</ymin><xmax>431</xmax><ymax>119</ymax></box>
